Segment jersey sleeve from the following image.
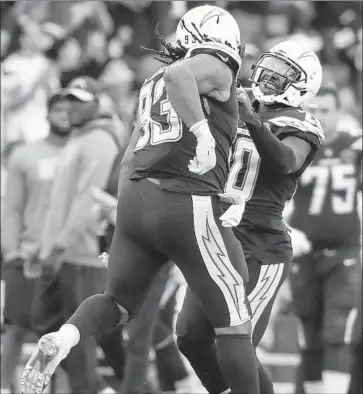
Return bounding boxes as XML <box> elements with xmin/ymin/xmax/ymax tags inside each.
<box><xmin>186</xmin><ymin>42</ymin><xmax>241</xmax><ymax>74</ymax></box>
<box><xmin>268</xmin><ymin>112</ymin><xmax>324</xmax><ymax>151</ymax></box>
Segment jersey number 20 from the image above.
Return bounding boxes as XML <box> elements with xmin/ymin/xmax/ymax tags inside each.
<box><xmin>136</xmin><ymin>70</ymin><xmax>183</xmax><ymax>151</ymax></box>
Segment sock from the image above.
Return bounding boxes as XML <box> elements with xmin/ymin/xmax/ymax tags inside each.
<box><xmin>216</xmin><ymin>334</ymin><xmax>259</xmax><ymax>394</ymax></box>
<box><xmin>258</xmin><ymin>361</ymin><xmax>275</xmax><ymax>394</ymax></box>
<box><xmin>65</xmin><ymin>294</ymin><xmax>124</xmax><ymax>341</ymax></box>
<box><xmin>322</xmin><ymin>370</ymin><xmax>350</xmax><ymax>394</ymax></box>
<box><xmin>177</xmin><ymin>337</ymin><xmax>228</xmax><ymax>394</ymax></box>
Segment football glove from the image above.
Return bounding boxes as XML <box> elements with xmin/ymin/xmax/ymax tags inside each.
<box><xmin>289</xmin><ymin>226</ymin><xmax>312</xmax><ymax>258</ymax></box>
<box><xmin>188</xmin><ymin>119</ymin><xmax>216</xmax><ymax>175</ymax></box>
<box><xmin>219</xmin><ymin>193</ymin><xmax>246</xmax><ymax>227</ymax></box>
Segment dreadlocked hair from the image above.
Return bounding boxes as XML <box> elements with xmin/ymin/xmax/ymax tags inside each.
<box><xmin>142</xmin><ymin>21</ymin><xmax>246</xmax><ymax>65</ymax></box>
<box><xmin>141</xmin><ymin>23</ymin><xmax>187</xmax><ymax>65</ymax></box>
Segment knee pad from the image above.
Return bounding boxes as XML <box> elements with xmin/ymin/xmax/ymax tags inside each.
<box><xmin>215</xmin><ymin>320</ymin><xmax>252</xmax><ymax>337</ymax></box>
<box><xmin>103</xmin><ymin>292</ymin><xmax>130</xmax><ymax>326</ymax></box>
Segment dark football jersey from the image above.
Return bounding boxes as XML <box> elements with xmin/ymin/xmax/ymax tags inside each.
<box><xmin>225</xmin><ymin>105</ymin><xmax>324</xmax><ymax>233</ymax></box>
<box><xmin>131</xmin><ymin>48</ymin><xmax>239</xmax><ymax>196</ymax></box>
<box><xmin>290</xmin><ymin>132</ymin><xmax>361</xmax><ymax>248</ymax></box>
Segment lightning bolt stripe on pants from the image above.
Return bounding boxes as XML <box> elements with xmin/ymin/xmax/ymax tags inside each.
<box><xmin>248</xmin><ymin>263</ymin><xmax>284</xmax><ymax>336</ymax></box>
<box><xmin>191</xmin><ymin>195</ymin><xmax>250</xmax><ymax>326</ymax></box>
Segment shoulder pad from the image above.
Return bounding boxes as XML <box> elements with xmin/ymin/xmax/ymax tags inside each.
<box><xmin>268</xmin><ymin>111</ymin><xmax>324</xmax><ymax>143</ymax></box>
<box><xmin>186</xmin><ymin>42</ymin><xmax>241</xmax><ymax>74</ymax></box>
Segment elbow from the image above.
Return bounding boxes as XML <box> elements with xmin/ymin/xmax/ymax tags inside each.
<box><xmin>276</xmin><ymin>153</ymin><xmax>298</xmax><ymax>175</ymax></box>
<box><xmin>280</xmin><ymin>146</ymin><xmax>300</xmax><ymax>175</ymax></box>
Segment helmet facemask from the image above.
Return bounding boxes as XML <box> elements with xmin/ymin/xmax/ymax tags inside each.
<box><xmin>250</xmin><ymin>52</ymin><xmax>308</xmax><ymax>106</ymax></box>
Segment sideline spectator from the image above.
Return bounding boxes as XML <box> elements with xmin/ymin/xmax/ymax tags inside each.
<box><xmin>31</xmin><ymin>77</ymin><xmax>121</xmax><ymax>394</ymax></box>
<box><xmin>0</xmin><ymin>93</ymin><xmax>71</xmax><ymax>394</ymax></box>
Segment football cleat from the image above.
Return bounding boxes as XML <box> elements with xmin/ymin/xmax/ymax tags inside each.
<box><xmin>20</xmin><ymin>333</ymin><xmax>69</xmax><ymax>394</ymax></box>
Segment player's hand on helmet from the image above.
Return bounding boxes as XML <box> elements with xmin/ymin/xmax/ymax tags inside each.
<box><xmin>189</xmin><ymin>120</ymin><xmax>216</xmax><ymax>175</ymax></box>
<box><xmin>289</xmin><ymin>227</ymin><xmax>312</xmax><ymax>258</ymax></box>
<box><xmin>236</xmin><ymin>86</ymin><xmax>258</xmax><ymax>125</ymax></box>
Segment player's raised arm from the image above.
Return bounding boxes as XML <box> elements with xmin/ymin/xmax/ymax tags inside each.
<box><xmin>164</xmin><ymin>54</ymin><xmax>236</xmax><ymax>175</ymax></box>
<box><xmin>164</xmin><ymin>54</ymin><xmax>233</xmax><ymax>128</ymax></box>
<box><xmin>238</xmin><ymin>87</ymin><xmax>316</xmax><ymax>175</ymax></box>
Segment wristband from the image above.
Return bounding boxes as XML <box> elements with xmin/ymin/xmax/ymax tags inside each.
<box><xmin>190</xmin><ymin>119</ymin><xmax>208</xmax><ymax>134</ymax></box>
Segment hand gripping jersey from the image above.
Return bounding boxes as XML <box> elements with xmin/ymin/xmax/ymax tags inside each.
<box><xmin>225</xmin><ymin>104</ymin><xmax>324</xmax><ymax>233</ymax></box>
<box><xmin>131</xmin><ymin>47</ymin><xmax>239</xmax><ymax>196</ymax></box>
<box><xmin>290</xmin><ymin>132</ymin><xmax>361</xmax><ymax>248</ymax></box>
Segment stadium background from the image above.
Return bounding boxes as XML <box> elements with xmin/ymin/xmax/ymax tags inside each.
<box><xmin>1</xmin><ymin>1</ymin><xmax>362</xmax><ymax>393</ymax></box>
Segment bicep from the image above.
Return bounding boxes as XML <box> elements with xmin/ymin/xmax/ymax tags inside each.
<box><xmin>281</xmin><ymin>136</ymin><xmax>312</xmax><ymax>171</ymax></box>
<box><xmin>168</xmin><ymin>54</ymin><xmax>233</xmax><ymax>101</ymax></box>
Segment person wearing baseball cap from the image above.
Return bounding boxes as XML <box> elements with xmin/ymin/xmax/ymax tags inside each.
<box><xmin>61</xmin><ymin>76</ymin><xmax>103</xmax><ymax>128</ymax></box>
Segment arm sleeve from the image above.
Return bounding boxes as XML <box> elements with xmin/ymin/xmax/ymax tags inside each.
<box><xmin>56</xmin><ymin>130</ymin><xmax>118</xmax><ymax>249</ymax></box>
<box><xmin>244</xmin><ymin>120</ymin><xmax>299</xmax><ymax>175</ymax></box>
<box><xmin>276</xmin><ymin>126</ymin><xmax>321</xmax><ymax>152</ymax></box>
<box><xmin>269</xmin><ymin>113</ymin><xmax>324</xmax><ymax>151</ymax></box>
<box><xmin>1</xmin><ymin>151</ymin><xmax>26</xmax><ymax>261</ymax></box>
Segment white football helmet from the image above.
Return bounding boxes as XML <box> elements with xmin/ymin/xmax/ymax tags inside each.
<box><xmin>250</xmin><ymin>41</ymin><xmax>322</xmax><ymax>108</ymax></box>
<box><xmin>175</xmin><ymin>5</ymin><xmax>242</xmax><ymax>69</ymax></box>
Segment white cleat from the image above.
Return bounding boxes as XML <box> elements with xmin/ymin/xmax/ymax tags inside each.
<box><xmin>20</xmin><ymin>333</ymin><xmax>69</xmax><ymax>394</ymax></box>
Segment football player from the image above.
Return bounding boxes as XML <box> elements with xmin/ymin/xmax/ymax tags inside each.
<box><xmin>175</xmin><ymin>40</ymin><xmax>324</xmax><ymax>394</ymax></box>
<box><xmin>20</xmin><ymin>6</ymin><xmax>260</xmax><ymax>394</ymax></box>
<box><xmin>288</xmin><ymin>85</ymin><xmax>362</xmax><ymax>394</ymax></box>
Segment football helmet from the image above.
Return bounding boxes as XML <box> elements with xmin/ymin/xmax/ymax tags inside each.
<box><xmin>250</xmin><ymin>41</ymin><xmax>322</xmax><ymax>107</ymax></box>
<box><xmin>175</xmin><ymin>5</ymin><xmax>242</xmax><ymax>67</ymax></box>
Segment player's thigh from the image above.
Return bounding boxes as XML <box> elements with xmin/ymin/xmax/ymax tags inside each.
<box><xmin>289</xmin><ymin>255</ymin><xmax>321</xmax><ymax>320</ymax></box>
<box><xmin>105</xmin><ymin>221</ymin><xmax>168</xmax><ymax>318</ymax></box>
<box><xmin>160</xmin><ymin>195</ymin><xmax>250</xmax><ymax>329</ymax></box>
<box><xmin>246</xmin><ymin>257</ymin><xmax>290</xmax><ymax>347</ymax></box>
<box><xmin>289</xmin><ymin>255</ymin><xmax>323</xmax><ymax>349</ymax></box>
<box><xmin>323</xmin><ymin>249</ymin><xmax>361</xmax><ymax>344</ymax></box>
<box><xmin>176</xmin><ymin>287</ymin><xmax>215</xmax><ymax>343</ymax></box>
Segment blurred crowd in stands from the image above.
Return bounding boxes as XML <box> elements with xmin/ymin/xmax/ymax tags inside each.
<box><xmin>1</xmin><ymin>0</ymin><xmax>362</xmax><ymax>149</ymax></box>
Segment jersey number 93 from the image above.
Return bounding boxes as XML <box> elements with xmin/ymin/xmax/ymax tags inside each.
<box><xmin>136</xmin><ymin>68</ymin><xmax>183</xmax><ymax>151</ymax></box>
